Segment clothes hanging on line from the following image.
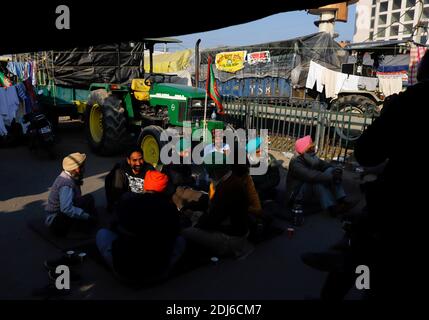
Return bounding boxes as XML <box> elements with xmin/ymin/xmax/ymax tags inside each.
<box><xmin>408</xmin><ymin>46</ymin><xmax>427</xmax><ymax>86</ymax></box>
<box><xmin>306</xmin><ymin>60</ymin><xmax>349</xmax><ymax>98</ymax></box>
<box><xmin>305</xmin><ymin>60</ymin><xmax>325</xmax><ymax>93</ymax></box>
<box><xmin>340</xmin><ymin>75</ymin><xmax>359</xmax><ymax>91</ymax></box>
<box><xmin>377</xmin><ymin>76</ymin><xmax>403</xmax><ymax>97</ymax></box>
<box><xmin>323</xmin><ymin>69</ymin><xmax>348</xmax><ymax>99</ymax></box>
<box><xmin>0</xmin><ymin>86</ymin><xmax>20</xmax><ymax>136</ymax></box>
<box><xmin>6</xmin><ymin>61</ymin><xmax>35</xmax><ymax>83</ymax></box>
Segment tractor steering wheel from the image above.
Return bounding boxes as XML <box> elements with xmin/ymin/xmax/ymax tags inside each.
<box><xmin>144</xmin><ymin>75</ymin><xmax>152</xmax><ymax>87</ymax></box>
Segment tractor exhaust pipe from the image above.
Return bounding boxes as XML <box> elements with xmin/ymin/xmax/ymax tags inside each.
<box><xmin>195</xmin><ymin>39</ymin><xmax>201</xmax><ymax>88</ymax></box>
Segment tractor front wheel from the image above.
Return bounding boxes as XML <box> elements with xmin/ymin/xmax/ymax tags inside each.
<box><xmin>138</xmin><ymin>125</ymin><xmax>165</xmax><ymax>168</ymax></box>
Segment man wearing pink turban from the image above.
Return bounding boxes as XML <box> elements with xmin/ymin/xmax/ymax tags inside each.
<box><xmin>285</xmin><ymin>135</ymin><xmax>349</xmax><ymax>217</ymax></box>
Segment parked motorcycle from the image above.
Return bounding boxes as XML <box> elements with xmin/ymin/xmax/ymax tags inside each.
<box><xmin>23</xmin><ymin>112</ymin><xmax>56</xmax><ymax>158</ymax></box>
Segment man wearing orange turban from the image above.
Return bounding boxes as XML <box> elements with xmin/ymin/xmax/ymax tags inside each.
<box><xmin>96</xmin><ymin>169</ymin><xmax>185</xmax><ymax>284</ymax></box>
<box><xmin>144</xmin><ymin>170</ymin><xmax>169</xmax><ymax>193</ymax></box>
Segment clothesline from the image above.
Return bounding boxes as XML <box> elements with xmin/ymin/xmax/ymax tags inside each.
<box><xmin>305</xmin><ymin>60</ymin><xmax>403</xmax><ymax>99</ymax></box>
<box><xmin>6</xmin><ymin>61</ymin><xmax>37</xmax><ymax>86</ymax></box>
<box><xmin>305</xmin><ymin>60</ymin><xmax>378</xmax><ymax>99</ymax></box>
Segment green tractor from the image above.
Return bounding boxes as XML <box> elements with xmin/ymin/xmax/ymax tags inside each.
<box><xmin>84</xmin><ymin>38</ymin><xmax>225</xmax><ymax>166</ymax></box>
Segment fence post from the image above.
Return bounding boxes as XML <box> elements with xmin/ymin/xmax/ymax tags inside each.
<box><xmin>315</xmin><ymin>104</ymin><xmax>322</xmax><ymax>152</ymax></box>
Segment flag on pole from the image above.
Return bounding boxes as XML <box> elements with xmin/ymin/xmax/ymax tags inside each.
<box><xmin>206</xmin><ymin>55</ymin><xmax>224</xmax><ymax>115</ymax></box>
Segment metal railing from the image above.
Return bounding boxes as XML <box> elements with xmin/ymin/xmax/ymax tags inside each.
<box><xmin>222</xmin><ymin>95</ymin><xmax>379</xmax><ymax>162</ymax></box>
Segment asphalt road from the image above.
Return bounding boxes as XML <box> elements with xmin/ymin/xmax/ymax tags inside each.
<box><xmin>0</xmin><ymin>120</ymin><xmax>364</xmax><ymax>300</ymax></box>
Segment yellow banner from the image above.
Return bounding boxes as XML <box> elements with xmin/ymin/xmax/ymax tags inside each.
<box><xmin>215</xmin><ymin>51</ymin><xmax>247</xmax><ymax>73</ymax></box>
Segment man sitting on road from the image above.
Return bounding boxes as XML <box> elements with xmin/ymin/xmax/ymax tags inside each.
<box><xmin>105</xmin><ymin>147</ymin><xmax>154</xmax><ymax>211</ymax></box>
<box><xmin>246</xmin><ymin>137</ymin><xmax>281</xmax><ymax>201</ymax></box>
<box><xmin>181</xmin><ymin>152</ymin><xmax>253</xmax><ymax>258</ymax></box>
<box><xmin>96</xmin><ymin>170</ymin><xmax>185</xmax><ymax>285</ymax></box>
<box><xmin>45</xmin><ymin>152</ymin><xmax>97</xmax><ymax>236</ymax></box>
<box><xmin>285</xmin><ymin>135</ymin><xmax>351</xmax><ymax>217</ymax></box>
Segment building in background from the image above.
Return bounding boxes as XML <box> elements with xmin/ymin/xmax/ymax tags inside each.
<box><xmin>308</xmin><ymin>1</ymin><xmax>358</xmax><ymax>37</ymax></box>
<box><xmin>354</xmin><ymin>0</ymin><xmax>429</xmax><ymax>43</ymax></box>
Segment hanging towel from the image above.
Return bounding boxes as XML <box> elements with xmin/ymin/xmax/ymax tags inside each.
<box><xmin>323</xmin><ymin>70</ymin><xmax>348</xmax><ymax>99</ymax></box>
<box><xmin>322</xmin><ymin>68</ymin><xmax>337</xmax><ymax>98</ymax></box>
<box><xmin>378</xmin><ymin>76</ymin><xmax>403</xmax><ymax>97</ymax></box>
<box><xmin>334</xmin><ymin>72</ymin><xmax>348</xmax><ymax>96</ymax></box>
<box><xmin>341</xmin><ymin>75</ymin><xmax>360</xmax><ymax>91</ymax></box>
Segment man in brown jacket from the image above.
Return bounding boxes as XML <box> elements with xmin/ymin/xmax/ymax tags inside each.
<box><xmin>181</xmin><ymin>152</ymin><xmax>253</xmax><ymax>258</ymax></box>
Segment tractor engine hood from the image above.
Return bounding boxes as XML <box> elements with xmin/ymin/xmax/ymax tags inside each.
<box><xmin>150</xmin><ymin>83</ymin><xmax>206</xmax><ymax>99</ymax></box>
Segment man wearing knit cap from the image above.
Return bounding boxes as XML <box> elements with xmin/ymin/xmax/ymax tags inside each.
<box><xmin>285</xmin><ymin>135</ymin><xmax>349</xmax><ymax>217</ymax></box>
<box><xmin>96</xmin><ymin>170</ymin><xmax>184</xmax><ymax>284</ymax></box>
<box><xmin>45</xmin><ymin>152</ymin><xmax>97</xmax><ymax>236</ymax></box>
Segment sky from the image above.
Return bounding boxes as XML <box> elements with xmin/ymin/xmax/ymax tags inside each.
<box><xmin>164</xmin><ymin>4</ymin><xmax>356</xmax><ymax>51</ymax></box>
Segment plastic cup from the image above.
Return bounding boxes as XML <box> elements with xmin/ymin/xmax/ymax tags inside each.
<box><xmin>287</xmin><ymin>227</ymin><xmax>295</xmax><ymax>239</ymax></box>
<box><xmin>78</xmin><ymin>252</ymin><xmax>87</xmax><ymax>263</ymax></box>
<box><xmin>210</xmin><ymin>257</ymin><xmax>219</xmax><ymax>264</ymax></box>
<box><xmin>66</xmin><ymin>250</ymin><xmax>75</xmax><ymax>259</ymax></box>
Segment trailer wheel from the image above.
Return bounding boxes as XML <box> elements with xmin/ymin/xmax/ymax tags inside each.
<box><xmin>85</xmin><ymin>89</ymin><xmax>130</xmax><ymax>155</ymax></box>
<box><xmin>138</xmin><ymin>125</ymin><xmax>165</xmax><ymax>167</ymax></box>
<box><xmin>331</xmin><ymin>94</ymin><xmax>376</xmax><ymax>142</ymax></box>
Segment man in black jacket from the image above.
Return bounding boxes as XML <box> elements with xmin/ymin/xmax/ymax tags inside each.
<box><xmin>350</xmin><ymin>50</ymin><xmax>429</xmax><ymax>299</ymax></box>
<box><xmin>105</xmin><ymin>147</ymin><xmax>154</xmax><ymax>211</ymax></box>
<box><xmin>97</xmin><ymin>170</ymin><xmax>184</xmax><ymax>284</ymax></box>
<box><xmin>285</xmin><ymin>135</ymin><xmax>348</xmax><ymax>216</ymax></box>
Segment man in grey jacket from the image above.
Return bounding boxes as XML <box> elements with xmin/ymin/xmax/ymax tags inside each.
<box><xmin>285</xmin><ymin>136</ymin><xmax>348</xmax><ymax>216</ymax></box>
<box><xmin>45</xmin><ymin>152</ymin><xmax>97</xmax><ymax>236</ymax></box>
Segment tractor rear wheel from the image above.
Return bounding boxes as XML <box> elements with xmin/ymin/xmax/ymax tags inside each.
<box><xmin>85</xmin><ymin>89</ymin><xmax>131</xmax><ymax>155</ymax></box>
<box><xmin>330</xmin><ymin>94</ymin><xmax>377</xmax><ymax>142</ymax></box>
<box><xmin>138</xmin><ymin>125</ymin><xmax>166</xmax><ymax>168</ymax></box>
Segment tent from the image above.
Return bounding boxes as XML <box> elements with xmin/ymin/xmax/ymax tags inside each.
<box><xmin>2</xmin><ymin>1</ymin><xmax>343</xmax><ymax>54</ymax></box>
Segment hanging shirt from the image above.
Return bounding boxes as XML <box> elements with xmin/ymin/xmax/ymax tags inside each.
<box><xmin>16</xmin><ymin>82</ymin><xmax>27</xmax><ymax>100</ymax></box>
<box><xmin>305</xmin><ymin>60</ymin><xmax>325</xmax><ymax>93</ymax></box>
<box><xmin>0</xmin><ymin>86</ymin><xmax>20</xmax><ymax>125</ymax></box>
